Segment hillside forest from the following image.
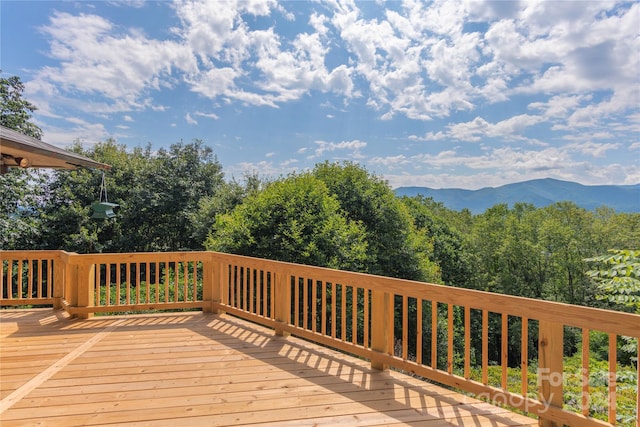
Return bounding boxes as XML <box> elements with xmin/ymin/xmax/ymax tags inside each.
<box><xmin>2</xmin><ymin>73</ymin><xmax>639</xmax><ymax>424</ymax></box>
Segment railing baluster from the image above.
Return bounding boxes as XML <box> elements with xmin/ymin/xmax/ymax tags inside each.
<box><xmin>145</xmin><ymin>262</ymin><xmax>150</xmax><ymax>304</ymax></box>
<box><xmin>464</xmin><ymin>306</ymin><xmax>470</xmax><ymax>379</ymax></box>
<box><xmin>48</xmin><ymin>259</ymin><xmax>54</xmax><ymax>301</ymax></box>
<box><xmin>244</xmin><ymin>266</ymin><xmax>249</xmax><ymax>312</ymax></box>
<box><xmin>173</xmin><ymin>261</ymin><xmax>179</xmax><ymax>303</ymax></box>
<box><xmin>482</xmin><ymin>309</ymin><xmax>488</xmax><ymax>385</ymax></box>
<box><xmin>193</xmin><ymin>261</ymin><xmax>198</xmax><ymax>303</ymax></box>
<box><xmin>17</xmin><ymin>260</ymin><xmax>23</xmax><ymax>299</ymax></box>
<box><xmin>608</xmin><ymin>333</ymin><xmax>617</xmax><ymax>425</ymax></box>
<box><xmin>448</xmin><ymin>303</ymin><xmax>454</xmax><ymax>374</ymax></box>
<box><xmin>522</xmin><ymin>317</ymin><xmax>529</xmax><ymax>398</ymax></box>
<box><xmin>116</xmin><ymin>262</ymin><xmax>122</xmax><ymax>305</ymax></box>
<box><xmin>341</xmin><ymin>283</ymin><xmax>347</xmax><ymax>341</ymax></box>
<box><xmin>582</xmin><ymin>328</ymin><xmax>590</xmax><ymax>417</ymax></box>
<box><xmin>102</xmin><ymin>264</ymin><xmax>108</xmax><ymax>306</ymax></box>
<box><xmin>294</xmin><ymin>276</ymin><xmax>300</xmax><ymax>326</ymax></box>
<box><xmin>321</xmin><ymin>281</ymin><xmax>327</xmax><ymax>336</ymax></box>
<box><xmin>502</xmin><ymin>313</ymin><xmax>508</xmax><ymax>389</ymax></box>
<box><xmin>37</xmin><ymin>259</ymin><xmax>43</xmax><ymax>299</ymax></box>
<box><xmin>262</xmin><ymin>271</ymin><xmax>268</xmax><ymax>316</ymax></box>
<box><xmin>363</xmin><ymin>289</ymin><xmax>369</xmax><ymax>349</ymax></box>
<box><xmin>125</xmin><ymin>262</ymin><xmax>131</xmax><ymax>304</ymax></box>
<box><xmin>255</xmin><ymin>269</ymin><xmax>261</xmax><ymax>315</ymax></box>
<box><xmin>402</xmin><ymin>295</ymin><xmax>408</xmax><ymax>361</ymax></box>
<box><xmin>311</xmin><ymin>279</ymin><xmax>317</xmax><ymax>333</ymax></box>
<box><xmin>164</xmin><ymin>261</ymin><xmax>169</xmax><ymax>304</ymax></box>
<box><xmin>27</xmin><ymin>259</ymin><xmax>33</xmax><ymax>298</ymax></box>
<box><xmin>331</xmin><ymin>282</ymin><xmax>336</xmax><ymax>340</ymax></box>
<box><xmin>181</xmin><ymin>261</ymin><xmax>187</xmax><ymax>303</ymax></box>
<box><xmin>351</xmin><ymin>286</ymin><xmax>357</xmax><ymax>346</ymax></box>
<box><xmin>431</xmin><ymin>300</ymin><xmax>438</xmax><ymax>369</ymax></box>
<box><xmin>417</xmin><ymin>298</ymin><xmax>422</xmax><ymax>364</ymax></box>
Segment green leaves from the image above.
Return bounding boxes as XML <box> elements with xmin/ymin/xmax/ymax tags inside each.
<box><xmin>586</xmin><ymin>249</ymin><xmax>640</xmax><ymax>312</ymax></box>
<box><xmin>0</xmin><ymin>73</ymin><xmax>42</xmax><ymax>139</ymax></box>
<box><xmin>206</xmin><ymin>173</ymin><xmax>368</xmax><ymax>271</ymax></box>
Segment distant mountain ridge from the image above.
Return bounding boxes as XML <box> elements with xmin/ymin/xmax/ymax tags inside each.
<box><xmin>395</xmin><ymin>178</ymin><xmax>640</xmax><ymax>214</ymax></box>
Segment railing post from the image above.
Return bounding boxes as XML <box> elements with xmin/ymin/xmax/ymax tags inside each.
<box><xmin>202</xmin><ymin>256</ymin><xmax>214</xmax><ymax>313</ymax></box>
<box><xmin>274</xmin><ymin>269</ymin><xmax>291</xmax><ymax>337</ymax></box>
<box><xmin>76</xmin><ymin>262</ymin><xmax>95</xmax><ymax>319</ymax></box>
<box><xmin>52</xmin><ymin>253</ymin><xmax>65</xmax><ymax>309</ymax></box>
<box><xmin>538</xmin><ymin>320</ymin><xmax>564</xmax><ymax>427</ymax></box>
<box><xmin>371</xmin><ymin>289</ymin><xmax>393</xmax><ymax>370</ymax></box>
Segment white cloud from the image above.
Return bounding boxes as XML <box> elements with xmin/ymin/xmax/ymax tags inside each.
<box><xmin>194</xmin><ymin>111</ymin><xmax>220</xmax><ymax>120</ymax></box>
<box><xmin>185</xmin><ymin>113</ymin><xmax>197</xmax><ymax>125</ymax></box>
<box><xmin>312</xmin><ymin>139</ymin><xmax>367</xmax><ymax>158</ymax></box>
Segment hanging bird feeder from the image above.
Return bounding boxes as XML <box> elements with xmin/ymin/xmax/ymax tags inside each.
<box><xmin>91</xmin><ymin>171</ymin><xmax>118</xmax><ymax>219</ymax></box>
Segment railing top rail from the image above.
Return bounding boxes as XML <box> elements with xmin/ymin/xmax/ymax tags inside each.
<box><xmin>0</xmin><ymin>250</ymin><xmax>67</xmax><ymax>260</ymax></box>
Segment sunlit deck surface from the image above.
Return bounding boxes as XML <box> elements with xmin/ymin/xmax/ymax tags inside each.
<box><xmin>1</xmin><ymin>309</ymin><xmax>537</xmax><ymax>426</ymax></box>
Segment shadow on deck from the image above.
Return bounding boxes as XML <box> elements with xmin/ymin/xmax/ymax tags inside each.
<box><xmin>1</xmin><ymin>309</ymin><xmax>537</xmax><ymax>426</ymax></box>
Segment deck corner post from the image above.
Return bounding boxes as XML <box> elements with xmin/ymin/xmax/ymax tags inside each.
<box><xmin>274</xmin><ymin>269</ymin><xmax>291</xmax><ymax>337</ymax></box>
<box><xmin>371</xmin><ymin>289</ymin><xmax>393</xmax><ymax>370</ymax></box>
<box><xmin>76</xmin><ymin>261</ymin><xmax>95</xmax><ymax>319</ymax></box>
<box><xmin>538</xmin><ymin>320</ymin><xmax>564</xmax><ymax>427</ymax></box>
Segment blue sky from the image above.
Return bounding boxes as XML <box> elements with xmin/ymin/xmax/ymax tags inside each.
<box><xmin>1</xmin><ymin>0</ymin><xmax>638</xmax><ymax>189</ymax></box>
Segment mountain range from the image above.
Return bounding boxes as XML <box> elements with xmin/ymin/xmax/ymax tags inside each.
<box><xmin>395</xmin><ymin>178</ymin><xmax>640</xmax><ymax>214</ymax></box>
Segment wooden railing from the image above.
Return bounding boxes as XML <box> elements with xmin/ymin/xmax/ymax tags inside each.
<box><xmin>2</xmin><ymin>250</ymin><xmax>639</xmax><ymax>427</ymax></box>
<box><xmin>0</xmin><ymin>250</ymin><xmax>62</xmax><ymax>307</ymax></box>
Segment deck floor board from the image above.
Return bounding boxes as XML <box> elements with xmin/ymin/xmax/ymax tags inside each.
<box><xmin>1</xmin><ymin>309</ymin><xmax>537</xmax><ymax>426</ymax></box>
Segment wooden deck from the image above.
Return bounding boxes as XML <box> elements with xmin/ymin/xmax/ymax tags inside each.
<box><xmin>1</xmin><ymin>309</ymin><xmax>537</xmax><ymax>426</ymax></box>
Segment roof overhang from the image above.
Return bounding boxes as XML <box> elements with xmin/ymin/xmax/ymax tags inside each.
<box><xmin>0</xmin><ymin>125</ymin><xmax>111</xmax><ymax>173</ymax></box>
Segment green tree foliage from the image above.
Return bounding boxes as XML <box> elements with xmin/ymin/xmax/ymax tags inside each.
<box><xmin>0</xmin><ymin>72</ymin><xmax>45</xmax><ymax>249</ymax></box>
<box><xmin>0</xmin><ymin>72</ymin><xmax>42</xmax><ymax>139</ymax></box>
<box><xmin>190</xmin><ymin>173</ymin><xmax>264</xmax><ymax>248</ymax></box>
<box><xmin>0</xmin><ymin>169</ymin><xmax>45</xmax><ymax>249</ymax></box>
<box><xmin>400</xmin><ymin>195</ymin><xmax>472</xmax><ymax>287</ymax></box>
<box><xmin>312</xmin><ymin>161</ymin><xmax>439</xmax><ymax>281</ymax></box>
<box><xmin>205</xmin><ymin>173</ymin><xmax>368</xmax><ymax>271</ymax></box>
<box><xmin>586</xmin><ymin>249</ymin><xmax>640</xmax><ymax>312</ymax></box>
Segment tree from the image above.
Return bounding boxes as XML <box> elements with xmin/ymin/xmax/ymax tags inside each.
<box><xmin>0</xmin><ymin>72</ymin><xmax>42</xmax><ymax>139</ymax></box>
<box><xmin>312</xmin><ymin>161</ymin><xmax>439</xmax><ymax>282</ymax></box>
<box><xmin>0</xmin><ymin>72</ymin><xmax>45</xmax><ymax>249</ymax></box>
<box><xmin>190</xmin><ymin>172</ymin><xmax>264</xmax><ymax>248</ymax></box>
<box><xmin>206</xmin><ymin>173</ymin><xmax>368</xmax><ymax>271</ymax></box>
<box><xmin>400</xmin><ymin>195</ymin><xmax>472</xmax><ymax>287</ymax></box>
